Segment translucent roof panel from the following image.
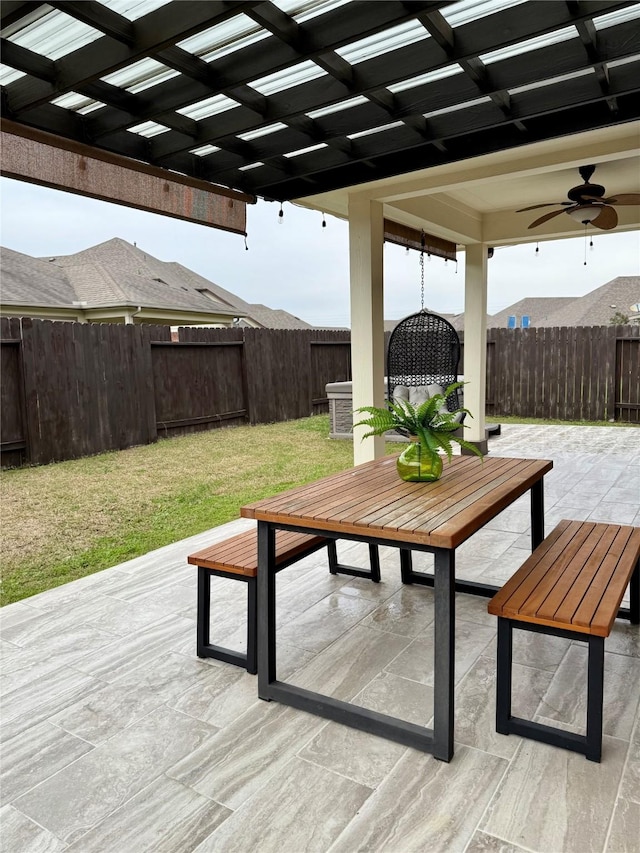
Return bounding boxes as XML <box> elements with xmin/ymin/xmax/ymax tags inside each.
<box><xmin>508</xmin><ymin>68</ymin><xmax>594</xmax><ymax>97</ymax></box>
<box><xmin>5</xmin><ymin>8</ymin><xmax>102</xmax><ymax>60</ymax></box>
<box><xmin>336</xmin><ymin>20</ymin><xmax>429</xmax><ymax>65</ymax></box>
<box><xmin>388</xmin><ymin>65</ymin><xmax>462</xmax><ymax>94</ymax></box>
<box><xmin>250</xmin><ymin>60</ymin><xmax>327</xmax><ymax>96</ymax></box>
<box><xmin>347</xmin><ymin>121</ymin><xmax>404</xmax><ymax>140</ymax></box>
<box><xmin>127</xmin><ymin>120</ymin><xmax>171</xmax><ymax>137</ymax></box>
<box><xmin>306</xmin><ymin>96</ymin><xmax>369</xmax><ymax>119</ymax></box>
<box><xmin>442</xmin><ymin>0</ymin><xmax>527</xmax><ymax>27</ymax></box>
<box><xmin>101</xmin><ymin>58</ymin><xmax>180</xmax><ymax>93</ymax></box>
<box><xmin>593</xmin><ymin>4</ymin><xmax>640</xmax><ymax>30</ymax></box>
<box><xmin>0</xmin><ymin>65</ymin><xmax>25</xmax><ymax>86</ymax></box>
<box><xmin>51</xmin><ymin>92</ymin><xmax>106</xmax><ymax>114</ymax></box>
<box><xmin>480</xmin><ymin>26</ymin><xmax>577</xmax><ymax>65</ymax></box>
<box><xmin>238</xmin><ymin>123</ymin><xmax>288</xmax><ymax>141</ymax></box>
<box><xmin>191</xmin><ymin>144</ymin><xmax>221</xmax><ymax>156</ymax></box>
<box><xmin>424</xmin><ymin>96</ymin><xmax>492</xmax><ymax>119</ymax></box>
<box><xmin>177</xmin><ymin>14</ymin><xmax>267</xmax><ymax>62</ymax></box>
<box><xmin>176</xmin><ymin>94</ymin><xmax>240</xmax><ymax>120</ymax></box>
<box><xmin>283</xmin><ymin>142</ymin><xmax>328</xmax><ymax>158</ymax></box>
<box><xmin>101</xmin><ymin>0</ymin><xmax>171</xmax><ymax>21</ymax></box>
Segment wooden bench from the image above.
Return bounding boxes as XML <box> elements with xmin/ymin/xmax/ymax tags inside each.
<box><xmin>488</xmin><ymin>519</ymin><xmax>639</xmax><ymax>762</ymax></box>
<box><xmin>189</xmin><ymin>530</ymin><xmax>381</xmax><ymax>674</ymax></box>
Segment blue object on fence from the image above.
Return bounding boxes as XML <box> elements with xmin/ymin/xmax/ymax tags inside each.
<box><xmin>521</xmin><ymin>316</ymin><xmax>530</xmax><ymax>328</ymax></box>
<box><xmin>508</xmin><ymin>316</ymin><xmax>516</xmax><ymax>329</ymax></box>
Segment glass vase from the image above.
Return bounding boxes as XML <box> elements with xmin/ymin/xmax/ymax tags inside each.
<box><xmin>396</xmin><ymin>440</ymin><xmax>443</xmax><ymax>482</ymax></box>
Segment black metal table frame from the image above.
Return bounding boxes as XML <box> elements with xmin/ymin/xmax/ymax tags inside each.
<box><xmin>256</xmin><ymin>479</ymin><xmax>546</xmax><ymax>763</ymax></box>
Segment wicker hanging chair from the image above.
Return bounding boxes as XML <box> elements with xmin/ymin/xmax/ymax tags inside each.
<box><xmin>387</xmin><ymin>310</ymin><xmax>463</xmax><ymax>414</ymax></box>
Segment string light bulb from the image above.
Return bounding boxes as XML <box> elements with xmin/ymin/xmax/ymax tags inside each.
<box><xmin>278</xmin><ymin>202</ymin><xmax>284</xmax><ymax>224</ymax></box>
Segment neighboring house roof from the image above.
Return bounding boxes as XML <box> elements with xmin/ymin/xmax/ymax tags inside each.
<box><xmin>538</xmin><ymin>277</ymin><xmax>640</xmax><ymax>327</ymax></box>
<box><xmin>1</xmin><ymin>247</ymin><xmax>78</xmax><ymax>307</ymax></box>
<box><xmin>44</xmin><ymin>238</ymin><xmax>243</xmax><ymax>318</ymax></box>
<box><xmin>239</xmin><ymin>304</ymin><xmax>313</xmax><ymax>329</ymax></box>
<box><xmin>487</xmin><ymin>298</ymin><xmax>574</xmax><ymax>329</ymax></box>
<box><xmin>0</xmin><ymin>237</ymin><xmax>312</xmax><ymax>328</ymax></box>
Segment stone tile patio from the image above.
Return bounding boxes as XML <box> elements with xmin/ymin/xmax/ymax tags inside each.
<box><xmin>1</xmin><ymin>424</ymin><xmax>639</xmax><ymax>852</ymax></box>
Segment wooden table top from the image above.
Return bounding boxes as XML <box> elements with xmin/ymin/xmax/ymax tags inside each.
<box><xmin>241</xmin><ymin>455</ymin><xmax>553</xmax><ymax>549</ymax></box>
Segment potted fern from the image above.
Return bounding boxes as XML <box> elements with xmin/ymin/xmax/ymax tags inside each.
<box><xmin>353</xmin><ymin>382</ymin><xmax>483</xmax><ymax>482</ymax></box>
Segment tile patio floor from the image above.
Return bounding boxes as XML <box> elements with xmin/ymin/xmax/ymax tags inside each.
<box><xmin>1</xmin><ymin>424</ymin><xmax>639</xmax><ymax>853</ymax></box>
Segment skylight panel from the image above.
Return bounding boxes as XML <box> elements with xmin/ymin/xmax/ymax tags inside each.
<box><xmin>101</xmin><ymin>0</ymin><xmax>171</xmax><ymax>21</ymax></box>
<box><xmin>336</xmin><ymin>20</ymin><xmax>429</xmax><ymax>64</ymax></box>
<box><xmin>177</xmin><ymin>94</ymin><xmax>240</xmax><ymax>120</ymax></box>
<box><xmin>442</xmin><ymin>0</ymin><xmax>526</xmax><ymax>27</ymax></box>
<box><xmin>238</xmin><ymin>123</ymin><xmax>288</xmax><ymax>141</ymax></box>
<box><xmin>424</xmin><ymin>96</ymin><xmax>491</xmax><ymax>119</ymax></box>
<box><xmin>347</xmin><ymin>121</ymin><xmax>404</xmax><ymax>140</ymax></box>
<box><xmin>606</xmin><ymin>54</ymin><xmax>640</xmax><ymax>70</ymax></box>
<box><xmin>250</xmin><ymin>61</ymin><xmax>327</xmax><ymax>95</ymax></box>
<box><xmin>177</xmin><ymin>16</ymin><xmax>268</xmax><ymax>62</ymax></box>
<box><xmin>128</xmin><ymin>121</ymin><xmax>170</xmax><ymax>137</ymax></box>
<box><xmin>593</xmin><ymin>5</ymin><xmax>640</xmax><ymax>30</ymax></box>
<box><xmin>508</xmin><ymin>68</ymin><xmax>594</xmax><ymax>96</ymax></box>
<box><xmin>6</xmin><ymin>8</ymin><xmax>102</xmax><ymax>60</ymax></box>
<box><xmin>306</xmin><ymin>96</ymin><xmax>368</xmax><ymax>119</ymax></box>
<box><xmin>287</xmin><ymin>0</ymin><xmax>350</xmax><ymax>24</ymax></box>
<box><xmin>480</xmin><ymin>26</ymin><xmax>576</xmax><ymax>65</ymax></box>
<box><xmin>0</xmin><ymin>65</ymin><xmax>25</xmax><ymax>86</ymax></box>
<box><xmin>388</xmin><ymin>65</ymin><xmax>462</xmax><ymax>93</ymax></box>
<box><xmin>51</xmin><ymin>92</ymin><xmax>105</xmax><ymax>114</ymax></box>
<box><xmin>283</xmin><ymin>143</ymin><xmax>328</xmax><ymax>158</ymax></box>
<box><xmin>102</xmin><ymin>58</ymin><xmax>179</xmax><ymax>93</ymax></box>
<box><xmin>191</xmin><ymin>144</ymin><xmax>221</xmax><ymax>156</ymax></box>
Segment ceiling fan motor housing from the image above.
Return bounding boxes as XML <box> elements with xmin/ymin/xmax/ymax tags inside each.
<box><xmin>568</xmin><ymin>182</ymin><xmax>606</xmax><ymax>203</ymax></box>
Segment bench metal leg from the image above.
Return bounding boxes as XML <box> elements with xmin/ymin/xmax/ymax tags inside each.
<box><xmin>327</xmin><ymin>539</ymin><xmax>381</xmax><ymax>582</ymax></box>
<box><xmin>494</xmin><ymin>619</ymin><xmax>605</xmax><ymax>762</ymax></box>
<box><xmin>196</xmin><ymin>566</ymin><xmax>253</xmax><ymax>672</ymax></box>
<box><xmin>586</xmin><ymin>635</ymin><xmax>604</xmax><ymax>762</ymax></box>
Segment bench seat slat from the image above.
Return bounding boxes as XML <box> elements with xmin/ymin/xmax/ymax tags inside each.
<box><xmin>488</xmin><ymin>520</ymin><xmax>640</xmax><ymax>637</ymax></box>
<box><xmin>188</xmin><ymin>530</ymin><xmax>327</xmax><ymax>576</ymax></box>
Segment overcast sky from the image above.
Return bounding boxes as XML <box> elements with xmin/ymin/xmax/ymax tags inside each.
<box><xmin>2</xmin><ymin>176</ymin><xmax>638</xmax><ymax>327</ymax></box>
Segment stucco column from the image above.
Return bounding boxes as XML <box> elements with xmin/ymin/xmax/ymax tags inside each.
<box><xmin>463</xmin><ymin>242</ymin><xmax>488</xmax><ymax>453</ymax></box>
<box><xmin>348</xmin><ymin>196</ymin><xmax>385</xmax><ymax>464</ymax></box>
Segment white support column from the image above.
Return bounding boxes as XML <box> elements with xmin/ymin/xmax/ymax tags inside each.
<box><xmin>348</xmin><ymin>197</ymin><xmax>385</xmax><ymax>464</ymax></box>
<box><xmin>463</xmin><ymin>243</ymin><xmax>488</xmax><ymax>453</ymax></box>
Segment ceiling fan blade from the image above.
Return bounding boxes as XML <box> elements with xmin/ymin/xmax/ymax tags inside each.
<box><xmin>591</xmin><ymin>205</ymin><xmax>618</xmax><ymax>230</ymax></box>
<box><xmin>527</xmin><ymin>208</ymin><xmax>567</xmax><ymax>228</ymax></box>
<box><xmin>516</xmin><ymin>202</ymin><xmax>568</xmax><ymax>212</ymax></box>
<box><xmin>600</xmin><ymin>194</ymin><xmax>640</xmax><ymax>205</ymax></box>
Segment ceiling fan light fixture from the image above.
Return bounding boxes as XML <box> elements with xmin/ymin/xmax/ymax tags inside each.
<box><xmin>568</xmin><ymin>204</ymin><xmax>602</xmax><ymax>224</ymax></box>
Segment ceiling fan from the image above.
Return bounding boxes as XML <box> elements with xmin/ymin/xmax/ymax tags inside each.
<box><xmin>516</xmin><ymin>165</ymin><xmax>640</xmax><ymax>231</ymax></box>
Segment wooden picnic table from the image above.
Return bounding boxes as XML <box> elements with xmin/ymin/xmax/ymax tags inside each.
<box><xmin>241</xmin><ymin>453</ymin><xmax>553</xmax><ymax>762</ymax></box>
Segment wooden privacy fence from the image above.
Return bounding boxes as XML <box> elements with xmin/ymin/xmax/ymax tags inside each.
<box><xmin>0</xmin><ymin>318</ymin><xmax>351</xmax><ymax>468</ymax></box>
<box><xmin>1</xmin><ymin>318</ymin><xmax>637</xmax><ymax>468</ymax></box>
<box><xmin>463</xmin><ymin>325</ymin><xmax>639</xmax><ymax>423</ymax></box>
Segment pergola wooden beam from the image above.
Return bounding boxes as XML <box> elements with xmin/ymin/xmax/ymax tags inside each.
<box><xmin>0</xmin><ymin>120</ymin><xmax>254</xmax><ymax>235</ymax></box>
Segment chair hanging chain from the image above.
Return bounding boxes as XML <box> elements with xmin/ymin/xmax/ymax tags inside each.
<box><xmin>420</xmin><ymin>230</ymin><xmax>425</xmax><ymax>310</ymax></box>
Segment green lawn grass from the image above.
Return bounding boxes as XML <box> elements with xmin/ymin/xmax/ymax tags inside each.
<box><xmin>0</xmin><ymin>416</ymin><xmax>377</xmax><ymax>605</ymax></box>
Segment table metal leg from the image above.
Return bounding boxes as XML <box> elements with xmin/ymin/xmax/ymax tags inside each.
<box><xmin>531</xmin><ymin>479</ymin><xmax>545</xmax><ymax>550</ymax></box>
<box><xmin>433</xmin><ymin>548</ymin><xmax>455</xmax><ymax>762</ymax></box>
<box><xmin>257</xmin><ymin>521</ymin><xmax>277</xmax><ymax>698</ymax></box>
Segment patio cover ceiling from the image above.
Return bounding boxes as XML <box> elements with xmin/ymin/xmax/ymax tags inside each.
<box><xmin>1</xmin><ymin>0</ymin><xmax>639</xmax><ymax>244</ymax></box>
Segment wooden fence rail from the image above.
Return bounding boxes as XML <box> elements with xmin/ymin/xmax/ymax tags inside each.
<box><xmin>1</xmin><ymin>318</ymin><xmax>637</xmax><ymax>468</ymax></box>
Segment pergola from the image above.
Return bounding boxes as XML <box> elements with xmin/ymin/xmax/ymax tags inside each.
<box><xmin>1</xmin><ymin>0</ymin><xmax>639</xmax><ymax>459</ymax></box>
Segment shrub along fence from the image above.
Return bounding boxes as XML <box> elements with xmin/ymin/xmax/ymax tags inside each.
<box><xmin>1</xmin><ymin>317</ymin><xmax>637</xmax><ymax>468</ymax></box>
